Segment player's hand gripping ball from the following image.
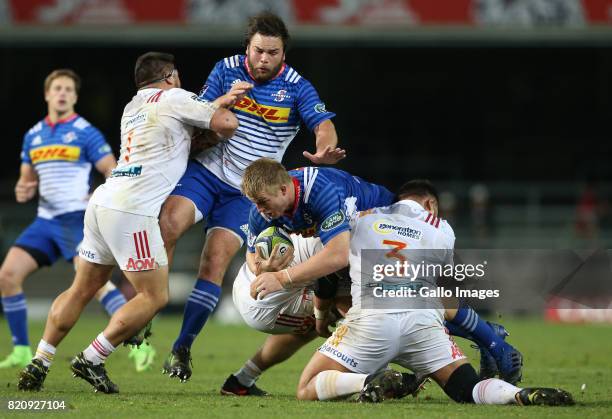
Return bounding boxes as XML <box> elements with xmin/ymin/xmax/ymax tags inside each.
<box><xmin>255</xmin><ymin>227</ymin><xmax>293</xmax><ymax>260</ymax></box>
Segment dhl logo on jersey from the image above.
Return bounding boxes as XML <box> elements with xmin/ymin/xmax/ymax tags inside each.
<box><xmin>233</xmin><ymin>96</ymin><xmax>290</xmax><ymax>123</ymax></box>
<box><xmin>30</xmin><ymin>145</ymin><xmax>81</xmax><ymax>164</ymax></box>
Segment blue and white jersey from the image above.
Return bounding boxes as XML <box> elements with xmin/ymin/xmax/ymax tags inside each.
<box><xmin>247</xmin><ymin>167</ymin><xmax>395</xmax><ymax>252</ymax></box>
<box><xmin>20</xmin><ymin>114</ymin><xmax>112</xmax><ymax>219</ymax></box>
<box><xmin>195</xmin><ymin>55</ymin><xmax>336</xmax><ymax>189</ymax></box>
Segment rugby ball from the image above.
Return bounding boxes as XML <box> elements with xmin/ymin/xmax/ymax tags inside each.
<box><xmin>255</xmin><ymin>227</ymin><xmax>293</xmax><ymax>260</ymax></box>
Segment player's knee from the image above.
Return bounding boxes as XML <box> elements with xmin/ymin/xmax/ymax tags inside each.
<box><xmin>296</xmin><ymin>384</ymin><xmax>315</xmax><ymax>401</ymax></box>
<box><xmin>159</xmin><ymin>203</ymin><xmax>191</xmax><ymax>245</ymax></box>
<box><xmin>0</xmin><ymin>267</ymin><xmax>23</xmax><ymax>293</ymax></box>
<box><xmin>443</xmin><ymin>363</ymin><xmax>481</xmax><ymax>403</ymax></box>
<box><xmin>146</xmin><ymin>287</ymin><xmax>169</xmax><ymax>311</ymax></box>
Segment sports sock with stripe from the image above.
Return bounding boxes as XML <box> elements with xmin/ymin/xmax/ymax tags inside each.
<box><xmin>447</xmin><ymin>306</ymin><xmax>506</xmax><ymax>357</ymax></box>
<box><xmin>98</xmin><ymin>286</ymin><xmax>127</xmax><ymax>316</ymax></box>
<box><xmin>172</xmin><ymin>278</ymin><xmax>221</xmax><ymax>350</ymax></box>
<box><xmin>2</xmin><ymin>293</ymin><xmax>29</xmax><ymax>346</ymax></box>
<box><xmin>83</xmin><ymin>333</ymin><xmax>116</xmax><ymax>365</ymax></box>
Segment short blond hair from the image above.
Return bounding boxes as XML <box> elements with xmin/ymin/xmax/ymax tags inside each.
<box><xmin>242</xmin><ymin>158</ymin><xmax>292</xmax><ymax>199</ymax></box>
<box><xmin>44</xmin><ymin>69</ymin><xmax>81</xmax><ymax>94</ymax></box>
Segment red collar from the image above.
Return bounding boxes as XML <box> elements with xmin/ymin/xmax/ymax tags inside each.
<box><xmin>244</xmin><ymin>57</ymin><xmax>286</xmax><ymax>83</ymax></box>
<box><xmin>45</xmin><ymin>113</ymin><xmax>78</xmax><ymax>128</ymax></box>
<box><xmin>286</xmin><ymin>177</ymin><xmax>301</xmax><ymax>218</ymax></box>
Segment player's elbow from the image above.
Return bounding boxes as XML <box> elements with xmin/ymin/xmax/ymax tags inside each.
<box><xmin>210</xmin><ymin>108</ymin><xmax>238</xmax><ymax>138</ymax></box>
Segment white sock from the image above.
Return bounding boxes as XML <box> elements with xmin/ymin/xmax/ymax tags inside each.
<box><xmin>82</xmin><ymin>333</ymin><xmax>116</xmax><ymax>365</ymax></box>
<box><xmin>314</xmin><ymin>371</ymin><xmax>368</xmax><ymax>400</ymax></box>
<box><xmin>34</xmin><ymin>340</ymin><xmax>56</xmax><ymax>368</ymax></box>
<box><xmin>472</xmin><ymin>378</ymin><xmax>521</xmax><ymax>404</ymax></box>
<box><xmin>234</xmin><ymin>360</ymin><xmax>262</xmax><ymax>387</ymax></box>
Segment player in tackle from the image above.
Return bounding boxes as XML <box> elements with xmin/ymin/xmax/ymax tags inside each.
<box><xmin>17</xmin><ymin>52</ymin><xmax>238</xmax><ymax>393</ymax></box>
<box><xmin>245</xmin><ymin>158</ymin><xmax>523</xmax><ymax>384</ymax></box>
<box><xmin>293</xmin><ymin>180</ymin><xmax>573</xmax><ymax>406</ymax></box>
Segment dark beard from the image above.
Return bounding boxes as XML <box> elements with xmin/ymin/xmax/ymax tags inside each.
<box><xmin>247</xmin><ymin>58</ymin><xmax>283</xmax><ymax>83</ymax></box>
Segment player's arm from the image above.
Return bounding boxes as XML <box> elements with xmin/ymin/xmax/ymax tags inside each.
<box><xmin>94</xmin><ymin>154</ymin><xmax>117</xmax><ymax>178</ymax></box>
<box><xmin>168</xmin><ymin>91</ymin><xmax>238</xmax><ymax>138</ymax></box>
<box><xmin>303</xmin><ymin>119</ymin><xmax>345</xmax><ymax>165</ymax></box>
<box><xmin>295</xmin><ymin>79</ymin><xmax>345</xmax><ymax>164</ymax></box>
<box><xmin>15</xmin><ymin>163</ymin><xmax>38</xmax><ymax>203</ymax></box>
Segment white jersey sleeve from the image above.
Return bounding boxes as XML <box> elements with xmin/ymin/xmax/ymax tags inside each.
<box><xmin>161</xmin><ymin>89</ymin><xmax>217</xmax><ymax>130</ymax></box>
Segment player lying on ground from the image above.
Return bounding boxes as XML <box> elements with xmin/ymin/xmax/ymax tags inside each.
<box><xmin>221</xmin><ymin>232</ymin><xmax>355</xmax><ymax>395</ymax></box>
<box><xmin>160</xmin><ymin>12</ymin><xmax>344</xmax><ymax>383</ymax></box>
<box><xmin>244</xmin><ymin>159</ymin><xmax>523</xmax><ymax>384</ymax></box>
<box><xmin>17</xmin><ymin>51</ymin><xmax>238</xmax><ymax>394</ymax></box>
<box><xmin>0</xmin><ymin>69</ymin><xmax>153</xmax><ymax>372</ymax></box>
<box><xmin>294</xmin><ymin>181</ymin><xmax>573</xmax><ymax>406</ymax></box>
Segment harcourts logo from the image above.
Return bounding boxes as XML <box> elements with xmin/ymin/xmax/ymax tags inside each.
<box><xmin>79</xmin><ymin>249</ymin><xmax>96</xmax><ymax>259</ymax></box>
<box><xmin>319</xmin><ymin>343</ymin><xmax>358</xmax><ymax>368</ymax></box>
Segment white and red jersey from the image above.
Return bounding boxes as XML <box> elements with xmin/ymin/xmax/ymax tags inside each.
<box><xmin>91</xmin><ymin>88</ymin><xmax>217</xmax><ymax>217</ymax></box>
<box><xmin>348</xmin><ymin>199</ymin><xmax>455</xmax><ymax>313</ymax></box>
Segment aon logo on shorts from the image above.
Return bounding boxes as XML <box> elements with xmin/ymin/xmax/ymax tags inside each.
<box><xmin>126</xmin><ymin>257</ymin><xmax>156</xmax><ymax>271</ymax></box>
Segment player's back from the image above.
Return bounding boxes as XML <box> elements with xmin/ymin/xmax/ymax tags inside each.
<box><xmin>348</xmin><ymin>200</ymin><xmax>455</xmax><ymax>313</ymax></box>
<box><xmin>91</xmin><ymin>87</ymin><xmax>214</xmax><ymax>217</ymax></box>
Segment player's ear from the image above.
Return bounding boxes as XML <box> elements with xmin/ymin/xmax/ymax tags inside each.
<box><xmin>424</xmin><ymin>198</ymin><xmax>439</xmax><ymax>218</ymax></box>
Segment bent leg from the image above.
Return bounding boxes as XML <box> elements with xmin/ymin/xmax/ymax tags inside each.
<box><xmin>102</xmin><ymin>266</ymin><xmax>169</xmax><ymax>346</ymax></box>
<box><xmin>297</xmin><ymin>352</ymin><xmax>359</xmax><ymax>401</ymax></box>
<box><xmin>42</xmin><ymin>260</ymin><xmax>114</xmax><ymax>347</ymax></box>
<box><xmin>172</xmin><ymin>228</ymin><xmax>241</xmax><ymax>350</ymax></box>
<box><xmin>159</xmin><ymin>195</ymin><xmax>197</xmax><ymax>266</ymax></box>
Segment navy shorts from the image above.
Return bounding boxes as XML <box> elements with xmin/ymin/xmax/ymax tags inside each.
<box><xmin>14</xmin><ymin>211</ymin><xmax>85</xmax><ymax>266</ymax></box>
<box><xmin>170</xmin><ymin>160</ymin><xmax>251</xmax><ymax>245</ymax></box>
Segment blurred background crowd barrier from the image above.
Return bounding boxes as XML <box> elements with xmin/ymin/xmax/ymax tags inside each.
<box><xmin>1</xmin><ymin>0</ymin><xmax>611</xmax><ymax>321</ymax></box>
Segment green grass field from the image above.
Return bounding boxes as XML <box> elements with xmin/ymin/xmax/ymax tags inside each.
<box><xmin>0</xmin><ymin>316</ymin><xmax>611</xmax><ymax>418</ymax></box>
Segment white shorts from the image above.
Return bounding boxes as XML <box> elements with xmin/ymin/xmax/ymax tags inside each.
<box><xmin>79</xmin><ymin>204</ymin><xmax>168</xmax><ymax>271</ymax></box>
<box><xmin>318</xmin><ymin>309</ymin><xmax>466</xmax><ymax>376</ymax></box>
<box><xmin>233</xmin><ymin>263</ymin><xmax>315</xmax><ymax>334</ymax></box>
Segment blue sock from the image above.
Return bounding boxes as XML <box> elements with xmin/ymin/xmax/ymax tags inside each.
<box><xmin>444</xmin><ymin>321</ymin><xmax>472</xmax><ymax>339</ymax></box>
<box><xmin>449</xmin><ymin>306</ymin><xmax>506</xmax><ymax>358</ymax></box>
<box><xmin>1</xmin><ymin>293</ymin><xmax>29</xmax><ymax>346</ymax></box>
<box><xmin>173</xmin><ymin>279</ymin><xmax>221</xmax><ymax>350</ymax></box>
<box><xmin>99</xmin><ymin>288</ymin><xmax>127</xmax><ymax>316</ymax></box>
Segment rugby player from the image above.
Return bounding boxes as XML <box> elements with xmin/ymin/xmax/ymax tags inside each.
<box><xmin>245</xmin><ymin>159</ymin><xmax>523</xmax><ymax>384</ymax></box>
<box><xmin>0</xmin><ymin>69</ymin><xmax>152</xmax><ymax>370</ymax></box>
<box><xmin>160</xmin><ymin>12</ymin><xmax>345</xmax><ymax>382</ymax></box>
<box><xmin>295</xmin><ymin>180</ymin><xmax>573</xmax><ymax>406</ymax></box>
<box><xmin>17</xmin><ymin>52</ymin><xmax>237</xmax><ymax>393</ymax></box>
<box><xmin>221</xmin><ymin>234</ymin><xmax>353</xmax><ymax>396</ymax></box>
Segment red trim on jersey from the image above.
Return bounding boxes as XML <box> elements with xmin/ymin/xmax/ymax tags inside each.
<box><xmin>287</xmin><ymin>177</ymin><xmax>301</xmax><ymax>218</ymax></box>
<box><xmin>244</xmin><ymin>56</ymin><xmax>286</xmax><ymax>83</ymax></box>
<box><xmin>147</xmin><ymin>91</ymin><xmax>163</xmax><ymax>103</ymax></box>
<box><xmin>44</xmin><ymin>113</ymin><xmax>78</xmax><ymax>128</ymax></box>
<box><xmin>133</xmin><ymin>233</ymin><xmax>141</xmax><ymax>259</ymax></box>
<box><xmin>425</xmin><ymin>213</ymin><xmax>431</xmax><ymax>223</ymax></box>
<box><xmin>430</xmin><ymin>216</ymin><xmax>437</xmax><ymax>226</ymax></box>
<box><xmin>435</xmin><ymin>218</ymin><xmax>441</xmax><ymax>228</ymax></box>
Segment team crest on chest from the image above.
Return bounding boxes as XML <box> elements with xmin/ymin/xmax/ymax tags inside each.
<box><xmin>62</xmin><ymin>131</ymin><xmax>77</xmax><ymax>143</ymax></box>
<box><xmin>271</xmin><ymin>89</ymin><xmax>291</xmax><ymax>102</ymax></box>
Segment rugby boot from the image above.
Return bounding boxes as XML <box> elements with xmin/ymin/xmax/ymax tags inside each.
<box><xmin>220</xmin><ymin>374</ymin><xmax>269</xmax><ymax>396</ymax></box>
<box><xmin>162</xmin><ymin>346</ymin><xmax>192</xmax><ymax>382</ymax></box>
<box><xmin>70</xmin><ymin>352</ymin><xmax>119</xmax><ymax>394</ymax></box>
<box><xmin>17</xmin><ymin>358</ymin><xmax>48</xmax><ymax>391</ymax></box>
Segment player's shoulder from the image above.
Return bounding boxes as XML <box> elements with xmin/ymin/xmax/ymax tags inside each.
<box><xmin>25</xmin><ymin>119</ymin><xmax>44</xmax><ymax>138</ymax></box>
<box><xmin>71</xmin><ymin>115</ymin><xmax>92</xmax><ymax>131</ymax></box>
<box><xmin>282</xmin><ymin>64</ymin><xmax>304</xmax><ymax>85</ymax></box>
<box><xmin>220</xmin><ymin>54</ymin><xmax>244</xmax><ymax>70</ymax></box>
